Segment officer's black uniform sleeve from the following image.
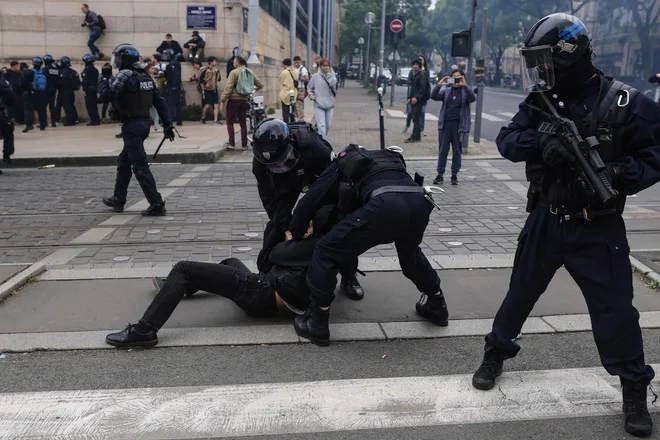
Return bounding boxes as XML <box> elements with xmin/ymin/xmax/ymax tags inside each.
<box><xmin>611</xmin><ymin>94</ymin><xmax>660</xmax><ymax>195</ymax></box>
<box><xmin>82</xmin><ymin>66</ymin><xmax>90</xmax><ymax>92</ymax></box>
<box><xmin>496</xmin><ymin>101</ymin><xmax>543</xmax><ymax>163</ymax></box>
<box><xmin>152</xmin><ymin>83</ymin><xmax>172</xmax><ymax>125</ymax></box>
<box><xmin>22</xmin><ymin>70</ymin><xmax>34</xmax><ymax>91</ymax></box>
<box><xmin>289</xmin><ymin>163</ymin><xmax>340</xmax><ymax>240</ymax></box>
<box><xmin>0</xmin><ymin>79</ymin><xmax>16</xmax><ymax>107</ymax></box>
<box><xmin>99</xmin><ymin>76</ymin><xmax>113</xmax><ymax>103</ymax></box>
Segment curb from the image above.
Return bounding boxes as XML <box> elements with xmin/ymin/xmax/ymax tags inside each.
<box><xmin>2</xmin><ymin>148</ymin><xmax>227</xmax><ymax>168</ymax></box>
<box><xmin>0</xmin><ymin>263</ymin><xmax>46</xmax><ymax>304</ymax></box>
<box><xmin>631</xmin><ymin>256</ymin><xmax>660</xmax><ymax>284</ymax></box>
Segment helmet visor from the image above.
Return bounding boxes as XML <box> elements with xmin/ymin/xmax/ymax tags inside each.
<box><xmin>264</xmin><ymin>146</ymin><xmax>300</xmax><ymax>174</ymax></box>
<box><xmin>520</xmin><ymin>46</ymin><xmax>555</xmax><ymax>92</ymax></box>
<box><xmin>110</xmin><ymin>53</ymin><xmax>120</xmax><ymax>69</ymax></box>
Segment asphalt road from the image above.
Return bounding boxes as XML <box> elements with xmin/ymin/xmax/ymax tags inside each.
<box><xmin>390</xmin><ymin>83</ymin><xmax>527</xmax><ymax>141</ymax></box>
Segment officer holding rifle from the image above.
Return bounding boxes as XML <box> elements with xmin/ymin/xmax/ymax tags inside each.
<box><xmin>470</xmin><ymin>13</ymin><xmax>660</xmax><ymax>438</ymax></box>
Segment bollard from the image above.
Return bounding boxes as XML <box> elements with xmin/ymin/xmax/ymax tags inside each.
<box><xmin>377</xmin><ymin>87</ymin><xmax>385</xmax><ymax>150</ymax></box>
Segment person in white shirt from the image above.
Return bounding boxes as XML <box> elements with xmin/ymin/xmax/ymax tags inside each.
<box><xmin>293</xmin><ymin>56</ymin><xmax>309</xmax><ymax>122</ymax></box>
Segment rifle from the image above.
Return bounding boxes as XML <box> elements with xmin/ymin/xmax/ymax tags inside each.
<box><xmin>537</xmin><ymin>91</ymin><xmax>617</xmax><ymax>204</ymax></box>
<box><xmin>153</xmin><ymin>126</ymin><xmax>185</xmax><ymax>160</ymax></box>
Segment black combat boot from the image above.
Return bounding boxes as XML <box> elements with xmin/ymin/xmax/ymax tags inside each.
<box><xmin>416</xmin><ymin>291</ymin><xmax>449</xmax><ymax>326</ymax></box>
<box><xmin>294</xmin><ymin>306</ymin><xmax>330</xmax><ymax>347</ymax></box>
<box><xmin>340</xmin><ymin>275</ymin><xmax>365</xmax><ymax>301</ymax></box>
<box><xmin>472</xmin><ymin>346</ymin><xmax>506</xmax><ymax>390</ymax></box>
<box><xmin>105</xmin><ymin>323</ymin><xmax>158</xmax><ymax>348</ymax></box>
<box><xmin>134</xmin><ymin>166</ymin><xmax>166</xmax><ymax>216</ymax></box>
<box><xmin>433</xmin><ymin>174</ymin><xmax>443</xmax><ymax>185</ymax></box>
<box><xmin>141</xmin><ymin>202</ymin><xmax>166</xmax><ymax>216</ymax></box>
<box><xmin>622</xmin><ymin>382</ymin><xmax>653</xmax><ymax>437</ymax></box>
<box><xmin>102</xmin><ymin>196</ymin><xmax>125</xmax><ymax>212</ymax></box>
<box><xmin>451</xmin><ymin>174</ymin><xmax>458</xmax><ymax>185</ymax></box>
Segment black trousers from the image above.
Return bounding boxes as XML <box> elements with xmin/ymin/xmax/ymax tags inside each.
<box><xmin>60</xmin><ymin>90</ymin><xmax>78</xmax><ymax>125</ymax></box>
<box><xmin>25</xmin><ymin>91</ymin><xmax>47</xmax><ymax>128</ymax></box>
<box><xmin>411</xmin><ymin>102</ymin><xmax>422</xmax><ymax>140</ymax></box>
<box><xmin>1</xmin><ymin>116</ymin><xmax>14</xmax><ymax>159</ymax></box>
<box><xmin>168</xmin><ymin>87</ymin><xmax>182</xmax><ymax>125</ymax></box>
<box><xmin>486</xmin><ymin>206</ymin><xmax>655</xmax><ymax>385</ymax></box>
<box><xmin>101</xmin><ymin>101</ymin><xmax>110</xmax><ymax>120</ymax></box>
<box><xmin>84</xmin><ymin>88</ymin><xmax>100</xmax><ymax>123</ymax></box>
<box><xmin>45</xmin><ymin>88</ymin><xmax>58</xmax><ymax>125</ymax></box>
<box><xmin>306</xmin><ymin>191</ymin><xmax>441</xmax><ymax>307</ymax></box>
<box><xmin>113</xmin><ymin>119</ymin><xmax>162</xmax><ymax>205</ymax></box>
<box><xmin>140</xmin><ymin>259</ymin><xmax>278</xmax><ymax>330</ymax></box>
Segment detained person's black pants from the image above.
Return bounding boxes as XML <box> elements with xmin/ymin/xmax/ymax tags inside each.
<box><xmin>140</xmin><ymin>259</ymin><xmax>278</xmax><ymax>330</ymax></box>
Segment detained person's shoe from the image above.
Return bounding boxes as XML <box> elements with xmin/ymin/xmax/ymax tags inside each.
<box><xmin>472</xmin><ymin>346</ymin><xmax>506</xmax><ymax>391</ymax></box>
<box><xmin>340</xmin><ymin>275</ymin><xmax>365</xmax><ymax>301</ymax></box>
<box><xmin>415</xmin><ymin>291</ymin><xmax>448</xmax><ymax>326</ymax></box>
<box><xmin>622</xmin><ymin>383</ymin><xmax>653</xmax><ymax>437</ymax></box>
<box><xmin>294</xmin><ymin>306</ymin><xmax>330</xmax><ymax>347</ymax></box>
<box><xmin>433</xmin><ymin>174</ymin><xmax>443</xmax><ymax>185</ymax></box>
<box><xmin>105</xmin><ymin>324</ymin><xmax>158</xmax><ymax>348</ymax></box>
<box><xmin>451</xmin><ymin>174</ymin><xmax>458</xmax><ymax>185</ymax></box>
<box><xmin>141</xmin><ymin>202</ymin><xmax>166</xmax><ymax>217</ymax></box>
<box><xmin>102</xmin><ymin>196</ymin><xmax>125</xmax><ymax>212</ymax></box>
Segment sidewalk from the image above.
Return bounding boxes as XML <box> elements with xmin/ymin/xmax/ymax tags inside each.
<box><xmin>4</xmin><ymin>122</ymin><xmax>230</xmax><ymax>167</ymax></box>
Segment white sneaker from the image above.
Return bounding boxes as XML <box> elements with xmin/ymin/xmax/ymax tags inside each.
<box><xmin>154</xmin><ymin>128</ymin><xmax>162</xmax><ymax>133</ymax></box>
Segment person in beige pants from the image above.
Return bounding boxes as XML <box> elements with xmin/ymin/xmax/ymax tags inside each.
<box><xmin>293</xmin><ymin>56</ymin><xmax>309</xmax><ymax>121</ymax></box>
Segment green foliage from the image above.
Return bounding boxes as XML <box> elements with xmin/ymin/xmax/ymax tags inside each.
<box><xmin>182</xmin><ymin>104</ymin><xmax>202</xmax><ymax>121</ymax></box>
<box><xmin>267</xmin><ymin>107</ymin><xmax>276</xmax><ymax>115</ymax></box>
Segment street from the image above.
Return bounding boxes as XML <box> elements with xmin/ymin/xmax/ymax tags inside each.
<box><xmin>1</xmin><ymin>81</ymin><xmax>660</xmax><ymax>439</ymax></box>
<box><xmin>389</xmin><ymin>82</ymin><xmax>526</xmax><ymax>142</ymax></box>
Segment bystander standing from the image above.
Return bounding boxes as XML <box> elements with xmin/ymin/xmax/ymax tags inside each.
<box><xmin>279</xmin><ymin>58</ymin><xmax>298</xmax><ymax>123</ymax></box>
<box><xmin>307</xmin><ymin>58</ymin><xmax>337</xmax><ymax>140</ymax></box>
<box><xmin>199</xmin><ymin>57</ymin><xmax>221</xmax><ymax>125</ymax></box>
<box><xmin>293</xmin><ymin>56</ymin><xmax>309</xmax><ymax>122</ymax></box>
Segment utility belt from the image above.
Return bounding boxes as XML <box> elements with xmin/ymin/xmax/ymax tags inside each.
<box><xmin>368</xmin><ymin>185</ymin><xmax>423</xmax><ymax>200</ymax></box>
<box><xmin>538</xmin><ymin>201</ymin><xmax>617</xmax><ymax>222</ymax></box>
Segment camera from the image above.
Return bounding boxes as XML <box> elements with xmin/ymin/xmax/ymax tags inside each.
<box><xmin>452</xmin><ymin>77</ymin><xmax>462</xmax><ymax>85</ymax></box>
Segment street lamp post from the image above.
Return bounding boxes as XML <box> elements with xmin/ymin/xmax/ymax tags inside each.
<box><xmin>357</xmin><ymin>37</ymin><xmax>364</xmax><ymax>80</ymax></box>
<box><xmin>379</xmin><ymin>0</ymin><xmax>386</xmax><ymax>78</ymax></box>
<box><xmin>247</xmin><ymin>0</ymin><xmax>260</xmax><ymax>65</ymax></box>
<box><xmin>364</xmin><ymin>12</ymin><xmax>376</xmax><ymax>84</ymax></box>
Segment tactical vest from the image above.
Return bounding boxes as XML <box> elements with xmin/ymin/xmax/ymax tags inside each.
<box><xmin>526</xmin><ymin>77</ymin><xmax>638</xmax><ymax>212</ymax></box>
<box><xmin>119</xmin><ymin>69</ymin><xmax>153</xmax><ymax>120</ymax></box>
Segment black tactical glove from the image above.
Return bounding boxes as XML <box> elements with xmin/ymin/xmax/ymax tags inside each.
<box><xmin>605</xmin><ymin>163</ymin><xmax>621</xmax><ymax>183</ymax></box>
<box><xmin>541</xmin><ymin>135</ymin><xmax>575</xmax><ymax>168</ymax></box>
<box><xmin>163</xmin><ymin>124</ymin><xmax>175</xmax><ymax>142</ymax></box>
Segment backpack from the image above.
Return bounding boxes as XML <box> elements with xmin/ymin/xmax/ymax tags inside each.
<box><xmin>97</xmin><ymin>15</ymin><xmax>107</xmax><ymax>30</ymax></box>
<box><xmin>71</xmin><ymin>70</ymin><xmax>81</xmax><ymax>91</ymax></box>
<box><xmin>31</xmin><ymin>68</ymin><xmax>47</xmax><ymax>92</ymax></box>
<box><xmin>196</xmin><ymin>67</ymin><xmax>208</xmax><ymax>94</ymax></box>
<box><xmin>288</xmin><ymin>69</ymin><xmax>299</xmax><ymax>89</ymax></box>
<box><xmin>236</xmin><ymin>67</ymin><xmax>255</xmax><ymax>96</ymax></box>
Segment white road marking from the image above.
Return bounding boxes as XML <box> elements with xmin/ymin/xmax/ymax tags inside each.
<box><xmin>166</xmin><ymin>178</ymin><xmax>192</xmax><ymax>187</ymax></box>
<box><xmin>68</xmin><ymin>228</ymin><xmax>116</xmax><ymax>245</ymax></box>
<box><xmin>99</xmin><ymin>215</ymin><xmax>136</xmax><ymax>226</ymax></box>
<box><xmin>499</xmin><ymin>112</ymin><xmax>516</xmax><ymax>118</ymax></box>
<box><xmin>480</xmin><ymin>112</ymin><xmax>507</xmax><ymax>122</ymax></box>
<box><xmin>1</xmin><ymin>366</ymin><xmax>658</xmax><ymax>439</ymax></box>
<box><xmin>125</xmin><ymin>188</ymin><xmax>179</xmax><ymax>212</ymax></box>
<box><xmin>386</xmin><ymin>109</ymin><xmax>407</xmax><ymax>118</ymax></box>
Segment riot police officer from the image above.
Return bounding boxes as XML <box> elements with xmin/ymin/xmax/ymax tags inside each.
<box><xmin>0</xmin><ymin>75</ymin><xmax>16</xmax><ymax>169</ymax></box>
<box><xmin>100</xmin><ymin>43</ymin><xmax>174</xmax><ymax>216</ymax></box>
<box><xmin>164</xmin><ymin>49</ymin><xmax>183</xmax><ymax>126</ymax></box>
<box><xmin>99</xmin><ymin>63</ymin><xmax>114</xmax><ymax>122</ymax></box>
<box><xmin>290</xmin><ymin>144</ymin><xmax>448</xmax><ymax>347</ymax></box>
<box><xmin>58</xmin><ymin>56</ymin><xmax>79</xmax><ymax>126</ymax></box>
<box><xmin>42</xmin><ymin>54</ymin><xmax>59</xmax><ymax>128</ymax></box>
<box><xmin>21</xmin><ymin>57</ymin><xmax>48</xmax><ymax>132</ymax></box>
<box><xmin>470</xmin><ymin>14</ymin><xmax>660</xmax><ymax>438</ymax></box>
<box><xmin>82</xmin><ymin>54</ymin><xmax>101</xmax><ymax>126</ymax></box>
<box><xmin>252</xmin><ymin>118</ymin><xmax>365</xmax><ymax>300</ymax></box>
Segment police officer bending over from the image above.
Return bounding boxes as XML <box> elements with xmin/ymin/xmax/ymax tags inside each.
<box><xmin>290</xmin><ymin>144</ymin><xmax>449</xmax><ymax>346</ymax></box>
<box><xmin>101</xmin><ymin>44</ymin><xmax>174</xmax><ymax>216</ymax></box>
<box><xmin>471</xmin><ymin>14</ymin><xmax>660</xmax><ymax>438</ymax></box>
<box><xmin>252</xmin><ymin>118</ymin><xmax>366</xmax><ymax>300</ymax></box>
<box><xmin>105</xmin><ymin>207</ymin><xmax>335</xmax><ymax>347</ymax></box>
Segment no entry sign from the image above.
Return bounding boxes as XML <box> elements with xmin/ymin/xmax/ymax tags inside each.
<box><xmin>390</xmin><ymin>19</ymin><xmax>403</xmax><ymax>33</ymax></box>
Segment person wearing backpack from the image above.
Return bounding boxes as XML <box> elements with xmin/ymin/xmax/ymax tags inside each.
<box><xmin>199</xmin><ymin>56</ymin><xmax>221</xmax><ymax>125</ymax></box>
<box><xmin>21</xmin><ymin>57</ymin><xmax>48</xmax><ymax>133</ymax></box>
<box><xmin>219</xmin><ymin>56</ymin><xmax>264</xmax><ymax>148</ymax></box>
<box><xmin>307</xmin><ymin>58</ymin><xmax>337</xmax><ymax>140</ymax></box>
<box><xmin>82</xmin><ymin>54</ymin><xmax>101</xmax><ymax>126</ymax></box>
<box><xmin>58</xmin><ymin>56</ymin><xmax>79</xmax><ymax>126</ymax></box>
<box><xmin>81</xmin><ymin>3</ymin><xmax>105</xmax><ymax>60</ymax></box>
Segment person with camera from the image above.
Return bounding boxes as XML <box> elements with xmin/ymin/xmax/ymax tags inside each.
<box><xmin>81</xmin><ymin>3</ymin><xmax>105</xmax><ymax>60</ymax></box>
<box><xmin>430</xmin><ymin>69</ymin><xmax>476</xmax><ymax>185</ymax></box>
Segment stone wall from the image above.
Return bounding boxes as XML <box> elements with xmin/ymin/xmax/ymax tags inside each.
<box><xmin>0</xmin><ymin>0</ymin><xmax>321</xmax><ymax>117</ymax></box>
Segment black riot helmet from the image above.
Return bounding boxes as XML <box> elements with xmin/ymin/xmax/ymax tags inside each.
<box><xmin>162</xmin><ymin>49</ymin><xmax>175</xmax><ymax>62</ymax></box>
<box><xmin>252</xmin><ymin>118</ymin><xmax>300</xmax><ymax>174</ymax></box>
<box><xmin>54</xmin><ymin>60</ymin><xmax>63</xmax><ymax>69</ymax></box>
<box><xmin>43</xmin><ymin>54</ymin><xmax>54</xmax><ymax>65</ymax></box>
<box><xmin>32</xmin><ymin>57</ymin><xmax>43</xmax><ymax>68</ymax></box>
<box><xmin>520</xmin><ymin>13</ymin><xmax>593</xmax><ymax>92</ymax></box>
<box><xmin>60</xmin><ymin>56</ymin><xmax>71</xmax><ymax>67</ymax></box>
<box><xmin>101</xmin><ymin>63</ymin><xmax>113</xmax><ymax>77</ymax></box>
<box><xmin>154</xmin><ymin>52</ymin><xmax>163</xmax><ymax>62</ymax></box>
<box><xmin>83</xmin><ymin>54</ymin><xmax>95</xmax><ymax>64</ymax></box>
<box><xmin>111</xmin><ymin>43</ymin><xmax>140</xmax><ymax>70</ymax></box>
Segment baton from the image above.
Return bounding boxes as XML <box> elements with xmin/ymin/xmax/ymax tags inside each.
<box><xmin>153</xmin><ymin>127</ymin><xmax>186</xmax><ymax>160</ymax></box>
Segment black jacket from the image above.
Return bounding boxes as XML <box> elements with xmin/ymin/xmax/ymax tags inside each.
<box><xmin>165</xmin><ymin>59</ymin><xmax>182</xmax><ymax>90</ymax></box>
<box><xmin>82</xmin><ymin>64</ymin><xmax>99</xmax><ymax>92</ymax></box>
<box><xmin>157</xmin><ymin>40</ymin><xmax>184</xmax><ymax>55</ymax></box>
<box><xmin>183</xmin><ymin>37</ymin><xmax>206</xmax><ymax>50</ymax></box>
<box><xmin>409</xmin><ymin>69</ymin><xmax>430</xmax><ymax>104</ymax></box>
<box><xmin>3</xmin><ymin>70</ymin><xmax>22</xmax><ymax>95</ymax></box>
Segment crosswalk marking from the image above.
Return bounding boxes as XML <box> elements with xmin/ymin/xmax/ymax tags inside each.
<box><xmin>386</xmin><ymin>109</ymin><xmax>439</xmax><ymax>121</ymax></box>
<box><xmin>499</xmin><ymin>112</ymin><xmax>516</xmax><ymax>118</ymax></box>
<box><xmin>1</xmin><ymin>366</ymin><xmax>657</xmax><ymax>439</ymax></box>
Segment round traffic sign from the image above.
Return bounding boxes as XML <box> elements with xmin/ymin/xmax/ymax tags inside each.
<box><xmin>390</xmin><ymin>19</ymin><xmax>403</xmax><ymax>33</ymax></box>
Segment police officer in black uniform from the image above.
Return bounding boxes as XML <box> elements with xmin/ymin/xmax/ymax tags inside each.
<box><xmin>82</xmin><ymin>54</ymin><xmax>101</xmax><ymax>126</ymax></box>
<box><xmin>58</xmin><ymin>56</ymin><xmax>79</xmax><ymax>126</ymax></box>
<box><xmin>100</xmin><ymin>63</ymin><xmax>114</xmax><ymax>122</ymax></box>
<box><xmin>42</xmin><ymin>54</ymin><xmax>59</xmax><ymax>128</ymax></box>
<box><xmin>21</xmin><ymin>57</ymin><xmax>48</xmax><ymax>132</ymax></box>
<box><xmin>470</xmin><ymin>14</ymin><xmax>660</xmax><ymax>438</ymax></box>
<box><xmin>0</xmin><ymin>75</ymin><xmax>16</xmax><ymax>169</ymax></box>
<box><xmin>252</xmin><ymin>118</ymin><xmax>365</xmax><ymax>300</ymax></box>
<box><xmin>164</xmin><ymin>49</ymin><xmax>183</xmax><ymax>126</ymax></box>
<box><xmin>100</xmin><ymin>43</ymin><xmax>174</xmax><ymax>216</ymax></box>
<box><xmin>290</xmin><ymin>144</ymin><xmax>449</xmax><ymax>346</ymax></box>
